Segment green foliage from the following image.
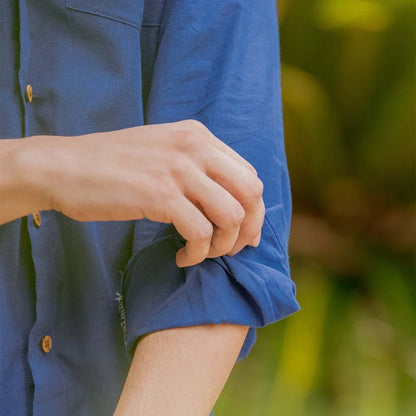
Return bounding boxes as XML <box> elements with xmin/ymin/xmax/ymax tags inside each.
<box><xmin>215</xmin><ymin>1</ymin><xmax>415</xmax><ymax>414</ymax></box>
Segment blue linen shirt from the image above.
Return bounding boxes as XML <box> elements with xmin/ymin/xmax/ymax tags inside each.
<box><xmin>0</xmin><ymin>0</ymin><xmax>300</xmax><ymax>414</ymax></box>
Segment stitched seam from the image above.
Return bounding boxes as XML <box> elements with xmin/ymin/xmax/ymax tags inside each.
<box><xmin>66</xmin><ymin>5</ymin><xmax>141</xmax><ymax>31</ymax></box>
<box><xmin>115</xmin><ymin>292</ymin><xmax>128</xmax><ymax>347</ymax></box>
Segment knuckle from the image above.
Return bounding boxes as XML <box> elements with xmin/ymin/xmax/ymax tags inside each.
<box><xmin>253</xmin><ymin>178</ymin><xmax>264</xmax><ymax>197</ymax></box>
<box><xmin>174</xmin><ymin>130</ymin><xmax>202</xmax><ymax>154</ymax></box>
<box><xmin>170</xmin><ymin>157</ymin><xmax>191</xmax><ymax>180</ymax></box>
<box><xmin>157</xmin><ymin>178</ymin><xmax>179</xmax><ymax>202</ymax></box>
<box><xmin>194</xmin><ymin>223</ymin><xmax>213</xmax><ymax>242</ymax></box>
<box><xmin>227</xmin><ymin>205</ymin><xmax>245</xmax><ymax>226</ymax></box>
<box><xmin>181</xmin><ymin>118</ymin><xmax>206</xmax><ymax>132</ymax></box>
<box><xmin>249</xmin><ymin>164</ymin><xmax>259</xmax><ymax>177</ymax></box>
<box><xmin>176</xmin><ymin>129</ymin><xmax>194</xmax><ymax>146</ymax></box>
<box><xmin>246</xmin><ymin>177</ymin><xmax>264</xmax><ymax>199</ymax></box>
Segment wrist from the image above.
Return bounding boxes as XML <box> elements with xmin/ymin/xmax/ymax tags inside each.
<box><xmin>17</xmin><ymin>135</ymin><xmax>66</xmax><ymax>212</ymax></box>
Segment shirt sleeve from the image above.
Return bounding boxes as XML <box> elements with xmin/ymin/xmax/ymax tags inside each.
<box><xmin>121</xmin><ymin>0</ymin><xmax>300</xmax><ymax>361</ymax></box>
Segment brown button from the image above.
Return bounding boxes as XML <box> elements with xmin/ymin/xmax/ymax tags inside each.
<box><xmin>25</xmin><ymin>84</ymin><xmax>33</xmax><ymax>102</ymax></box>
<box><xmin>32</xmin><ymin>211</ymin><xmax>42</xmax><ymax>227</ymax></box>
<box><xmin>40</xmin><ymin>335</ymin><xmax>52</xmax><ymax>353</ymax></box>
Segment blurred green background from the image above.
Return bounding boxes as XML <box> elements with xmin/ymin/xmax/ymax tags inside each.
<box><xmin>215</xmin><ymin>0</ymin><xmax>415</xmax><ymax>415</ymax></box>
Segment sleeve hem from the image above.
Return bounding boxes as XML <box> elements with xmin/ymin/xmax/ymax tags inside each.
<box><xmin>121</xmin><ymin>231</ymin><xmax>300</xmax><ymax>361</ymax></box>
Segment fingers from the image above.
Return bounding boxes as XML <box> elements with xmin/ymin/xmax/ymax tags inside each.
<box><xmin>183</xmin><ymin>121</ymin><xmax>265</xmax><ymax>253</ymax></box>
<box><xmin>228</xmin><ymin>199</ymin><xmax>265</xmax><ymax>256</ymax></box>
<box><xmin>205</xmin><ymin>134</ymin><xmax>257</xmax><ymax>176</ymax></box>
<box><xmin>203</xmin><ymin>147</ymin><xmax>265</xmax><ymax>254</ymax></box>
<box><xmin>182</xmin><ymin>170</ymin><xmax>245</xmax><ymax>259</ymax></box>
<box><xmin>199</xmin><ymin>127</ymin><xmax>265</xmax><ymax>252</ymax></box>
<box><xmin>170</xmin><ymin>119</ymin><xmax>258</xmax><ymax>176</ymax></box>
<box><xmin>173</xmin><ymin>155</ymin><xmax>264</xmax><ymax>266</ymax></box>
<box><xmin>151</xmin><ymin>120</ymin><xmax>265</xmax><ymax>266</ymax></box>
<box><xmin>251</xmin><ymin>230</ymin><xmax>262</xmax><ymax>247</ymax></box>
<box><xmin>168</xmin><ymin>165</ymin><xmax>263</xmax><ymax>267</ymax></box>
<box><xmin>170</xmin><ymin>197</ymin><xmax>213</xmax><ymax>268</ymax></box>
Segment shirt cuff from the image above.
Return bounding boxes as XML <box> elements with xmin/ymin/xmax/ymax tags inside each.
<box><xmin>121</xmin><ymin>219</ymin><xmax>300</xmax><ymax>362</ymax></box>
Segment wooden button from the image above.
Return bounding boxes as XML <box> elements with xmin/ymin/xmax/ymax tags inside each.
<box><xmin>32</xmin><ymin>211</ymin><xmax>41</xmax><ymax>227</ymax></box>
<box><xmin>25</xmin><ymin>84</ymin><xmax>33</xmax><ymax>102</ymax></box>
<box><xmin>40</xmin><ymin>335</ymin><xmax>52</xmax><ymax>353</ymax></box>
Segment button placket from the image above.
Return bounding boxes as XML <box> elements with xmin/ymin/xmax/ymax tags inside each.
<box><xmin>25</xmin><ymin>83</ymin><xmax>40</xmax><ymax>227</ymax></box>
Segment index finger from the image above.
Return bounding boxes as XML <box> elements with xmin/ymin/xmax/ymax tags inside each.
<box><xmin>203</xmin><ymin>129</ymin><xmax>258</xmax><ymax>177</ymax></box>
<box><xmin>170</xmin><ymin>120</ymin><xmax>258</xmax><ymax>176</ymax></box>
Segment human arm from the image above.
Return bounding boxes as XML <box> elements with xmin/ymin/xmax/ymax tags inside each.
<box><xmin>0</xmin><ymin>120</ymin><xmax>264</xmax><ymax>266</ymax></box>
<box><xmin>114</xmin><ymin>324</ymin><xmax>249</xmax><ymax>416</ymax></box>
<box><xmin>0</xmin><ymin>138</ymin><xmax>52</xmax><ymax>223</ymax></box>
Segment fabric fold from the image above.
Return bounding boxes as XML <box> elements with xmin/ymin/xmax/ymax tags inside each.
<box><xmin>122</xmin><ymin>220</ymin><xmax>300</xmax><ymax>361</ymax></box>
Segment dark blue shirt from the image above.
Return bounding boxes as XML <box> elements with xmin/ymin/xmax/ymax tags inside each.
<box><xmin>0</xmin><ymin>0</ymin><xmax>300</xmax><ymax>414</ymax></box>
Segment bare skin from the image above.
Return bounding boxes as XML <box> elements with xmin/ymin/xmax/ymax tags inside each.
<box><xmin>0</xmin><ymin>119</ymin><xmax>265</xmax><ymax>267</ymax></box>
<box><xmin>114</xmin><ymin>324</ymin><xmax>249</xmax><ymax>416</ymax></box>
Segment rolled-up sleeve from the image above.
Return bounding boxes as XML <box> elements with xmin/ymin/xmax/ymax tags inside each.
<box><xmin>121</xmin><ymin>0</ymin><xmax>300</xmax><ymax>361</ymax></box>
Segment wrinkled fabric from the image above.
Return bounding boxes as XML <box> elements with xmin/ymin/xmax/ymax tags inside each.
<box><xmin>0</xmin><ymin>0</ymin><xmax>300</xmax><ymax>414</ymax></box>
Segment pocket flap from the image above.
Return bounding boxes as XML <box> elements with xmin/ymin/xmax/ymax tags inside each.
<box><xmin>65</xmin><ymin>0</ymin><xmax>143</xmax><ymax>29</ymax></box>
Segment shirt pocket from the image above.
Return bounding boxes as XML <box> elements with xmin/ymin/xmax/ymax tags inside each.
<box><xmin>65</xmin><ymin>0</ymin><xmax>143</xmax><ymax>30</ymax></box>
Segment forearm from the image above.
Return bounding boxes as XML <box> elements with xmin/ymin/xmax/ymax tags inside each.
<box><xmin>114</xmin><ymin>324</ymin><xmax>249</xmax><ymax>416</ymax></box>
<box><xmin>0</xmin><ymin>122</ymin><xmax>263</xmax><ymax>267</ymax></box>
<box><xmin>0</xmin><ymin>137</ymin><xmax>54</xmax><ymax>225</ymax></box>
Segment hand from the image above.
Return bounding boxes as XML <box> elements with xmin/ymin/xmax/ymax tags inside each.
<box><xmin>25</xmin><ymin>120</ymin><xmax>265</xmax><ymax>267</ymax></box>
